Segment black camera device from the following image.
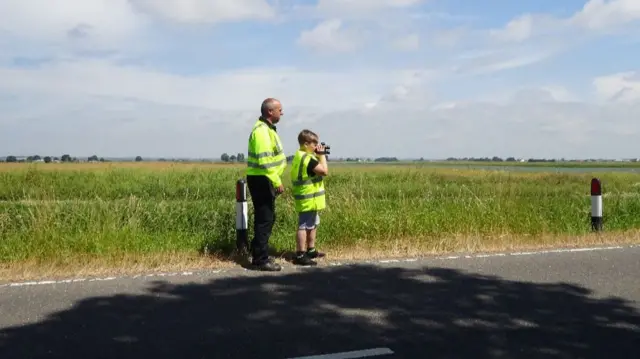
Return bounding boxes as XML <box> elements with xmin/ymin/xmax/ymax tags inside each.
<box><xmin>315</xmin><ymin>142</ymin><xmax>331</xmax><ymax>155</ymax></box>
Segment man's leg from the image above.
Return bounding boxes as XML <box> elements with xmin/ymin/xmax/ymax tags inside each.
<box><xmin>251</xmin><ymin>196</ymin><xmax>274</xmax><ymax>265</ymax></box>
<box><xmin>247</xmin><ymin>176</ymin><xmax>280</xmax><ymax>271</ymax></box>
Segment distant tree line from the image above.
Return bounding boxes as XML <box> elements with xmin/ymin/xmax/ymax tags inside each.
<box><xmin>220</xmin><ymin>153</ymin><xmax>245</xmax><ymax>162</ymax></box>
<box><xmin>447</xmin><ymin>157</ymin><xmax>524</xmax><ymax>162</ymax></box>
<box><xmin>443</xmin><ymin>157</ymin><xmax>630</xmax><ymax>163</ymax></box>
<box><xmin>2</xmin><ymin>154</ymin><xmax>81</xmax><ymax>163</ymax></box>
<box><xmin>4</xmin><ymin>153</ymin><xmax>633</xmax><ymax>164</ymax></box>
<box><xmin>302</xmin><ymin>156</ymin><xmax>397</xmax><ymax>162</ymax></box>
<box><xmin>1</xmin><ymin>154</ymin><xmax>143</xmax><ymax>163</ymax></box>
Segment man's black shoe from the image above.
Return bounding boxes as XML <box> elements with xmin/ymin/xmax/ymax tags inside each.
<box><xmin>253</xmin><ymin>261</ymin><xmax>282</xmax><ymax>271</ymax></box>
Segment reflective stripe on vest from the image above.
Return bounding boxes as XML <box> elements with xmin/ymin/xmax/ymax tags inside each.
<box><xmin>290</xmin><ymin>150</ymin><xmax>325</xmax><ymax>212</ymax></box>
<box><xmin>246</xmin><ymin>120</ymin><xmax>286</xmax><ymax>174</ymax></box>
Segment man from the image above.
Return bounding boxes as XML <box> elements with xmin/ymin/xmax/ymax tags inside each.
<box><xmin>245</xmin><ymin>98</ymin><xmax>287</xmax><ymax>271</ymax></box>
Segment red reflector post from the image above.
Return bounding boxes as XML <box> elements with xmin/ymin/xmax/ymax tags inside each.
<box><xmin>590</xmin><ymin>178</ymin><xmax>602</xmax><ymax>232</ymax></box>
<box><xmin>236</xmin><ymin>179</ymin><xmax>247</xmax><ymax>202</ymax></box>
<box><xmin>235</xmin><ymin>178</ymin><xmax>249</xmax><ymax>253</ymax></box>
<box><xmin>590</xmin><ymin>178</ymin><xmax>601</xmax><ymax>196</ymax></box>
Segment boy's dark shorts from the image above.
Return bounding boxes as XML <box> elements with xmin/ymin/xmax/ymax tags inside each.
<box><xmin>298</xmin><ymin>211</ymin><xmax>320</xmax><ymax>230</ymax></box>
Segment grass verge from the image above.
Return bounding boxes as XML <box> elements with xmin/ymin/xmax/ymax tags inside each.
<box><xmin>2</xmin><ymin>230</ymin><xmax>639</xmax><ymax>282</ymax></box>
<box><xmin>1</xmin><ymin>162</ymin><xmax>640</xmax><ymax>281</ymax></box>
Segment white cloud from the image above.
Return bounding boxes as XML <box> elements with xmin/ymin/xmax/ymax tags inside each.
<box><xmin>363</xmin><ymin>69</ymin><xmax>436</xmax><ymax>109</ymax></box>
<box><xmin>0</xmin><ymin>0</ymin><xmax>146</xmax><ymax>50</ymax></box>
<box><xmin>490</xmin><ymin>14</ymin><xmax>534</xmax><ymax>42</ymax></box>
<box><xmin>392</xmin><ymin>33</ymin><xmax>420</xmax><ymax>51</ymax></box>
<box><xmin>294</xmin><ymin>0</ymin><xmax>429</xmax><ymax>27</ymax></box>
<box><xmin>131</xmin><ymin>0</ymin><xmax>275</xmax><ymax>24</ymax></box>
<box><xmin>315</xmin><ymin>0</ymin><xmax>424</xmax><ymax>14</ymax></box>
<box><xmin>571</xmin><ymin>0</ymin><xmax>640</xmax><ymax>31</ymax></box>
<box><xmin>304</xmin><ymin>88</ymin><xmax>640</xmax><ymax>159</ymax></box>
<box><xmin>0</xmin><ymin>0</ymin><xmax>168</xmax><ymax>62</ymax></box>
<box><xmin>0</xmin><ymin>0</ymin><xmax>282</xmax><ymax>58</ymax></box>
<box><xmin>480</xmin><ymin>85</ymin><xmax>580</xmax><ymax>105</ymax></box>
<box><xmin>1</xmin><ymin>54</ymin><xmax>638</xmax><ymax>159</ymax></box>
<box><xmin>451</xmin><ymin>47</ymin><xmax>552</xmax><ymax>76</ymax></box>
<box><xmin>1</xmin><ymin>0</ymin><xmax>640</xmax><ymax>160</ymax></box>
<box><xmin>431</xmin><ymin>95</ymin><xmax>638</xmax><ymax>154</ymax></box>
<box><xmin>473</xmin><ymin>53</ymin><xmax>549</xmax><ymax>74</ymax></box>
<box><xmin>593</xmin><ymin>71</ymin><xmax>640</xmax><ymax>103</ymax></box>
<box><xmin>537</xmin><ymin>86</ymin><xmax>581</xmax><ymax>102</ymax></box>
<box><xmin>297</xmin><ymin>19</ymin><xmax>363</xmax><ymax>52</ymax></box>
<box><xmin>299</xmin><ymin>0</ymin><xmax>431</xmax><ymax>51</ymax></box>
<box><xmin>0</xmin><ymin>59</ymin><xmax>415</xmax><ymax>111</ymax></box>
<box><xmin>488</xmin><ymin>0</ymin><xmax>640</xmax><ymax>45</ymax></box>
<box><xmin>428</xmin><ymin>27</ymin><xmax>467</xmax><ymax>47</ymax></box>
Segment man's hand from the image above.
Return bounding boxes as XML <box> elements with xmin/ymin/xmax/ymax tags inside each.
<box><xmin>275</xmin><ymin>184</ymin><xmax>285</xmax><ymax>195</ymax></box>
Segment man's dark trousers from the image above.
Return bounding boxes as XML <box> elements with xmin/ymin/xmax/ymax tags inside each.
<box><xmin>246</xmin><ymin>175</ymin><xmax>276</xmax><ymax>265</ymax></box>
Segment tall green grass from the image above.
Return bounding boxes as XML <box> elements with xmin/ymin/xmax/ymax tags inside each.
<box><xmin>1</xmin><ymin>164</ymin><xmax>640</xmax><ymax>264</ymax></box>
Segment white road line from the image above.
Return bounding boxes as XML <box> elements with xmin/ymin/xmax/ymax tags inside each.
<box><xmin>285</xmin><ymin>347</ymin><xmax>394</xmax><ymax>359</ymax></box>
<box><xmin>0</xmin><ymin>271</ymin><xmax>198</xmax><ymax>288</ymax></box>
<box><xmin>1</xmin><ymin>244</ymin><xmax>638</xmax><ymax>288</ymax></box>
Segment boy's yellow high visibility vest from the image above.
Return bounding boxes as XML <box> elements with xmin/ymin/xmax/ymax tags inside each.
<box><xmin>246</xmin><ymin>118</ymin><xmax>287</xmax><ymax>187</ymax></box>
<box><xmin>290</xmin><ymin>149</ymin><xmax>325</xmax><ymax>213</ymax></box>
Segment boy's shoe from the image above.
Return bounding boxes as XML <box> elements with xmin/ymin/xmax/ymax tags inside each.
<box><xmin>306</xmin><ymin>248</ymin><xmax>325</xmax><ymax>259</ymax></box>
<box><xmin>292</xmin><ymin>253</ymin><xmax>317</xmax><ymax>266</ymax></box>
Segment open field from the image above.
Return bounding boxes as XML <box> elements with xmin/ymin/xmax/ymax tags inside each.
<box><xmin>0</xmin><ymin>161</ymin><xmax>245</xmax><ymax>172</ymax></box>
<box><xmin>3</xmin><ymin>159</ymin><xmax>640</xmax><ymax>172</ymax></box>
<box><xmin>424</xmin><ymin>161</ymin><xmax>640</xmax><ymax>168</ymax></box>
<box><xmin>2</xmin><ymin>161</ymin><xmax>640</xmax><ymax>281</ymax></box>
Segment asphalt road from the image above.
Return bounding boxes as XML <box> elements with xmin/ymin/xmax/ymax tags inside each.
<box><xmin>1</xmin><ymin>245</ymin><xmax>639</xmax><ymax>359</ymax></box>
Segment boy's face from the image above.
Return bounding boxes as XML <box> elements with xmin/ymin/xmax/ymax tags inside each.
<box><xmin>303</xmin><ymin>140</ymin><xmax>318</xmax><ymax>153</ymax></box>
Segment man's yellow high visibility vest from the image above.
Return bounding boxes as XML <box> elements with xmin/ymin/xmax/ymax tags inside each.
<box><xmin>246</xmin><ymin>118</ymin><xmax>287</xmax><ymax>187</ymax></box>
<box><xmin>290</xmin><ymin>149</ymin><xmax>325</xmax><ymax>213</ymax></box>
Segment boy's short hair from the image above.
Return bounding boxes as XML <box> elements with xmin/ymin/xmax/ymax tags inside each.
<box><xmin>298</xmin><ymin>129</ymin><xmax>319</xmax><ymax>145</ymax></box>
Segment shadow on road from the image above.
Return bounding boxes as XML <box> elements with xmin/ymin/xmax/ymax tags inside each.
<box><xmin>1</xmin><ymin>265</ymin><xmax>639</xmax><ymax>358</ymax></box>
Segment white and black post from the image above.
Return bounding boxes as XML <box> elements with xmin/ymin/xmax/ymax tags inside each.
<box><xmin>236</xmin><ymin>178</ymin><xmax>249</xmax><ymax>252</ymax></box>
<box><xmin>591</xmin><ymin>177</ymin><xmax>603</xmax><ymax>232</ymax></box>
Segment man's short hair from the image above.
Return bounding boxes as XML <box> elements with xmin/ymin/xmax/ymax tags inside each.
<box><xmin>298</xmin><ymin>129</ymin><xmax>319</xmax><ymax>145</ymax></box>
<box><xmin>261</xmin><ymin>98</ymin><xmax>279</xmax><ymax>117</ymax></box>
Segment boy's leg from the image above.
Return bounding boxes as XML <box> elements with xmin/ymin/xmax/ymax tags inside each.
<box><xmin>306</xmin><ymin>212</ymin><xmax>325</xmax><ymax>259</ymax></box>
<box><xmin>292</xmin><ymin>212</ymin><xmax>318</xmax><ymax>266</ymax></box>
<box><xmin>306</xmin><ymin>227</ymin><xmax>316</xmax><ymax>250</ymax></box>
<box><xmin>296</xmin><ymin>226</ymin><xmax>307</xmax><ymax>253</ymax></box>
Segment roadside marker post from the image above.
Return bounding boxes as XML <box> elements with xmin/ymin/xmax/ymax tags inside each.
<box><xmin>591</xmin><ymin>178</ymin><xmax>603</xmax><ymax>232</ymax></box>
<box><xmin>236</xmin><ymin>178</ymin><xmax>249</xmax><ymax>252</ymax></box>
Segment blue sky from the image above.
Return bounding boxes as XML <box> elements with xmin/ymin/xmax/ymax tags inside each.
<box><xmin>1</xmin><ymin>0</ymin><xmax>639</xmax><ymax>159</ymax></box>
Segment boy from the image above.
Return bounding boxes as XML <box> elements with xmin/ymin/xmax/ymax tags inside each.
<box><xmin>290</xmin><ymin>129</ymin><xmax>329</xmax><ymax>266</ymax></box>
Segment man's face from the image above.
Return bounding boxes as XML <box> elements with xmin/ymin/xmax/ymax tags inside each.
<box><xmin>269</xmin><ymin>101</ymin><xmax>283</xmax><ymax>123</ymax></box>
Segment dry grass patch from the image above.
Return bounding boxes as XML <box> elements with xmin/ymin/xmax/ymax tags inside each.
<box><xmin>2</xmin><ymin>230</ymin><xmax>638</xmax><ymax>283</ymax></box>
